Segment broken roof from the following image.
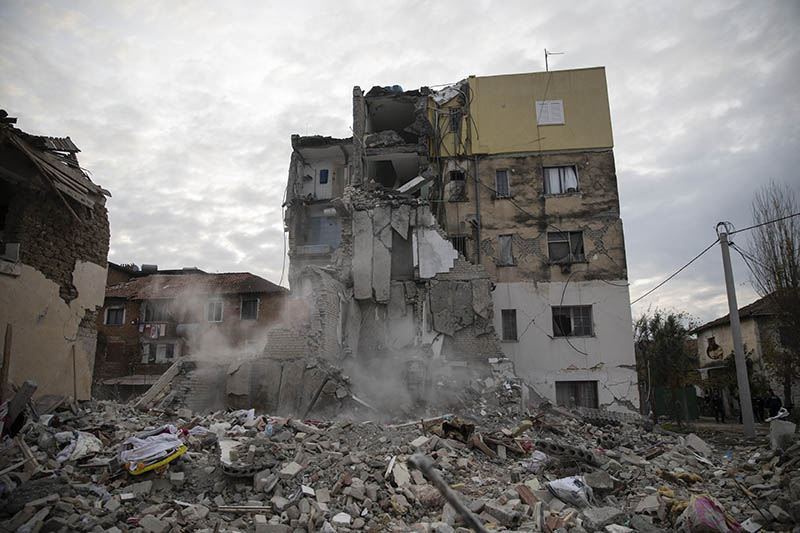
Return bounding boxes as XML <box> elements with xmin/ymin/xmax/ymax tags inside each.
<box><xmin>692</xmin><ymin>293</ymin><xmax>777</xmax><ymax>332</ymax></box>
<box><xmin>106</xmin><ymin>272</ymin><xmax>286</xmax><ymax>300</ymax></box>
<box><xmin>0</xmin><ymin>120</ymin><xmax>110</xmax><ymax>209</ymax></box>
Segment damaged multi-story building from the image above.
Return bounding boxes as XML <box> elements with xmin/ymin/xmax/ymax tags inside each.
<box><xmin>94</xmin><ymin>263</ymin><xmax>288</xmax><ymax>399</ymax></box>
<box><xmin>283</xmin><ymin>67</ymin><xmax>639</xmax><ymax>413</ymax></box>
<box><xmin>0</xmin><ymin>111</ymin><xmax>111</xmax><ymax>401</ymax></box>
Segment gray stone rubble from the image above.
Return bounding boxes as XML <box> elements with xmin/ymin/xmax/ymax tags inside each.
<box><xmin>1</xmin><ymin>386</ymin><xmax>799</xmax><ymax>532</ymax></box>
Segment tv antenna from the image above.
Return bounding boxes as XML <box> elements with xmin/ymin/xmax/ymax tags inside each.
<box><xmin>544</xmin><ymin>48</ymin><xmax>564</xmax><ymax>71</ymax></box>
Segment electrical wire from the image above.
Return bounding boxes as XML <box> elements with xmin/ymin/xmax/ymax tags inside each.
<box><xmin>729</xmin><ymin>212</ymin><xmax>800</xmax><ymax>234</ymax></box>
<box><xmin>630</xmin><ymin>237</ymin><xmax>720</xmax><ymax>306</ymax></box>
<box><xmin>730</xmin><ymin>243</ymin><xmax>762</xmax><ymax>285</ymax></box>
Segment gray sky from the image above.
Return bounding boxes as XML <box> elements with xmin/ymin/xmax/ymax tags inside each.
<box><xmin>2</xmin><ymin>1</ymin><xmax>798</xmax><ymax>324</ymax></box>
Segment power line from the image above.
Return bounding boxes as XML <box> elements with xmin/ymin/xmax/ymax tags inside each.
<box><xmin>730</xmin><ymin>211</ymin><xmax>800</xmax><ymax>235</ymax></box>
<box><xmin>630</xmin><ymin>238</ymin><xmax>720</xmax><ymax>306</ymax></box>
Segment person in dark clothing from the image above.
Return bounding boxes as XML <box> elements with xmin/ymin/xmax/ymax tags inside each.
<box><xmin>753</xmin><ymin>396</ymin><xmax>765</xmax><ymax>423</ymax></box>
<box><xmin>766</xmin><ymin>390</ymin><xmax>782</xmax><ymax>418</ymax></box>
<box><xmin>713</xmin><ymin>392</ymin><xmax>725</xmax><ymax>423</ymax></box>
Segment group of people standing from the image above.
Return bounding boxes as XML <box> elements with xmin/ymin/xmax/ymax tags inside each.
<box><xmin>710</xmin><ymin>389</ymin><xmax>783</xmax><ymax>423</ymax></box>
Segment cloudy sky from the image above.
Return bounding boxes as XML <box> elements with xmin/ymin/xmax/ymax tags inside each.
<box><xmin>2</xmin><ymin>1</ymin><xmax>798</xmax><ymax>324</ymax></box>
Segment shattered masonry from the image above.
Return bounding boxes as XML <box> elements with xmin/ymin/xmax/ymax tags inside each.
<box><xmin>0</xmin><ymin>116</ymin><xmax>111</xmax><ymax>401</ymax></box>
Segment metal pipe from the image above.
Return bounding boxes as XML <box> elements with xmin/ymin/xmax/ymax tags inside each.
<box><xmin>408</xmin><ymin>454</ymin><xmax>488</xmax><ymax>533</ymax></box>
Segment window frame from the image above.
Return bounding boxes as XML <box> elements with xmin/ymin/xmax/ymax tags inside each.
<box><xmin>552</xmin><ymin>305</ymin><xmax>594</xmax><ymax>337</ymax></box>
<box><xmin>495</xmin><ymin>169</ymin><xmax>511</xmax><ymax>198</ymax></box>
<box><xmin>450</xmin><ymin>235</ymin><xmax>468</xmax><ymax>257</ymax></box>
<box><xmin>497</xmin><ymin>234</ymin><xmax>515</xmax><ymax>266</ymax></box>
<box><xmin>536</xmin><ymin>100</ymin><xmax>565</xmax><ymax>126</ymax></box>
<box><xmin>543</xmin><ymin>165</ymin><xmax>579</xmax><ymax>195</ymax></box>
<box><xmin>547</xmin><ymin>231</ymin><xmax>586</xmax><ymax>264</ymax></box>
<box><xmin>319</xmin><ymin>169</ymin><xmax>329</xmax><ymax>185</ymax></box>
<box><xmin>104</xmin><ymin>306</ymin><xmax>125</xmax><ymax>326</ymax></box>
<box><xmin>206</xmin><ymin>299</ymin><xmax>224</xmax><ymax>323</ymax></box>
<box><xmin>240</xmin><ymin>297</ymin><xmax>260</xmax><ymax>321</ymax></box>
<box><xmin>143</xmin><ymin>300</ymin><xmax>170</xmax><ymax>322</ymax></box>
<box><xmin>501</xmin><ymin>309</ymin><xmax>518</xmax><ymax>342</ymax></box>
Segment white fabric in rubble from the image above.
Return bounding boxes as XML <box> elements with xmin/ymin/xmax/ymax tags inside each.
<box><xmin>56</xmin><ymin>431</ymin><xmax>103</xmax><ymax>463</ymax></box>
<box><xmin>119</xmin><ymin>427</ymin><xmax>183</xmax><ymax>468</ymax></box>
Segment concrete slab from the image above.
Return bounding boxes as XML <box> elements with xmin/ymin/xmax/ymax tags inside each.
<box><xmin>353</xmin><ymin>210</ymin><xmax>373</xmax><ymax>300</ymax></box>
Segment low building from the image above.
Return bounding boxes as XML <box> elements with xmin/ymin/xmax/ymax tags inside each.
<box><xmin>693</xmin><ymin>293</ymin><xmax>799</xmax><ymax>408</ymax></box>
<box><xmin>94</xmin><ymin>266</ymin><xmax>287</xmax><ymax>397</ymax></box>
<box><xmin>0</xmin><ymin>111</ymin><xmax>111</xmax><ymax>401</ymax></box>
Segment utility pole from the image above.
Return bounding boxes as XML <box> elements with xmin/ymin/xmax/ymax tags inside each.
<box><xmin>717</xmin><ymin>223</ymin><xmax>755</xmax><ymax>437</ymax></box>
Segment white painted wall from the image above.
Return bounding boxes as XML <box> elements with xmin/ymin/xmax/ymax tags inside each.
<box><xmin>492</xmin><ymin>279</ymin><xmax>640</xmax><ymax>413</ymax></box>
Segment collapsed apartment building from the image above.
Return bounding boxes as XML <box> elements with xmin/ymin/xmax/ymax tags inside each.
<box><xmin>0</xmin><ymin>111</ymin><xmax>111</xmax><ymax>401</ymax></box>
<box><xmin>282</xmin><ymin>68</ymin><xmax>640</xmax><ymax>413</ymax></box>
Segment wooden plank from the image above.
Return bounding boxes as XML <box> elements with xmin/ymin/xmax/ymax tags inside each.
<box><xmin>133</xmin><ymin>361</ymin><xmax>181</xmax><ymax>409</ymax></box>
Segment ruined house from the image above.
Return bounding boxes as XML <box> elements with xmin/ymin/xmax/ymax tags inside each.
<box><xmin>0</xmin><ymin>112</ymin><xmax>110</xmax><ymax>401</ymax></box>
<box><xmin>94</xmin><ymin>265</ymin><xmax>288</xmax><ymax>398</ymax></box>
<box><xmin>282</xmin><ymin>68</ymin><xmax>639</xmax><ymax>413</ymax></box>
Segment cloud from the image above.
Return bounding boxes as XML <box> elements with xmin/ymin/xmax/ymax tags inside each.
<box><xmin>2</xmin><ymin>0</ymin><xmax>799</xmax><ymax>323</ymax></box>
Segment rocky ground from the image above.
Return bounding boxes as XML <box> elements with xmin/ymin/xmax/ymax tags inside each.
<box><xmin>1</xmin><ymin>381</ymin><xmax>798</xmax><ymax>533</ymax></box>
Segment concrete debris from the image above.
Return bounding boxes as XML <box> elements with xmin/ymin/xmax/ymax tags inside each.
<box><xmin>1</xmin><ymin>389</ymin><xmax>798</xmax><ymax>533</ymax></box>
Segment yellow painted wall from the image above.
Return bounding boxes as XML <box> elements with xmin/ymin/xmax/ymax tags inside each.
<box><xmin>0</xmin><ymin>261</ymin><xmax>106</xmax><ymax>400</ymax></box>
<box><xmin>468</xmin><ymin>67</ymin><xmax>613</xmax><ymax>155</ymax></box>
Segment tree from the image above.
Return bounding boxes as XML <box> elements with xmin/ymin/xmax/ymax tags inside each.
<box><xmin>634</xmin><ymin>309</ymin><xmax>698</xmax><ymax>421</ymax></box>
<box><xmin>745</xmin><ymin>182</ymin><xmax>800</xmax><ymax>408</ymax></box>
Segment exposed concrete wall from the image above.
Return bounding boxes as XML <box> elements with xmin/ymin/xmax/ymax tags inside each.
<box><xmin>493</xmin><ymin>279</ymin><xmax>640</xmax><ymax>412</ymax></box>
<box><xmin>1</xmin><ymin>261</ymin><xmax>106</xmax><ymax>400</ymax></box>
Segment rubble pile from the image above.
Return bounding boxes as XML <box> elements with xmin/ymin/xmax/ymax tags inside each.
<box><xmin>1</xmin><ymin>387</ymin><xmax>799</xmax><ymax>533</ymax></box>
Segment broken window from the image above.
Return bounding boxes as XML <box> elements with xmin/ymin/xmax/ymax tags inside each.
<box><xmin>447</xmin><ymin>171</ymin><xmax>467</xmax><ymax>202</ymax></box>
<box><xmin>104</xmin><ymin>306</ymin><xmax>125</xmax><ymax>326</ymax></box>
<box><xmin>165</xmin><ymin>343</ymin><xmax>175</xmax><ymax>360</ymax></box>
<box><xmin>449</xmin><ymin>170</ymin><xmax>465</xmax><ymax>181</ymax></box>
<box><xmin>495</xmin><ymin>169</ymin><xmax>510</xmax><ymax>198</ymax></box>
<box><xmin>544</xmin><ymin>166</ymin><xmax>579</xmax><ymax>194</ymax></box>
<box><xmin>555</xmin><ymin>381</ymin><xmax>598</xmax><ymax>408</ymax></box>
<box><xmin>501</xmin><ymin>309</ymin><xmax>518</xmax><ymax>341</ymax></box>
<box><xmin>241</xmin><ymin>298</ymin><xmax>259</xmax><ymax>320</ymax></box>
<box><xmin>449</xmin><ymin>108</ymin><xmax>463</xmax><ymax>134</ymax></box>
<box><xmin>552</xmin><ymin>305</ymin><xmax>593</xmax><ymax>337</ymax></box>
<box><xmin>450</xmin><ymin>235</ymin><xmax>467</xmax><ymax>257</ymax></box>
<box><xmin>547</xmin><ymin>231</ymin><xmax>585</xmax><ymax>263</ymax></box>
<box><xmin>206</xmin><ymin>299</ymin><xmax>223</xmax><ymax>322</ymax></box>
<box><xmin>498</xmin><ymin>234</ymin><xmax>514</xmax><ymax>266</ymax></box>
<box><xmin>319</xmin><ymin>169</ymin><xmax>329</xmax><ymax>184</ymax></box>
<box><xmin>144</xmin><ymin>300</ymin><xmax>170</xmax><ymax>322</ymax></box>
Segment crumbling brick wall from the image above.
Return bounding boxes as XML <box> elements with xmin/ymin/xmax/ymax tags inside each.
<box><xmin>4</xmin><ymin>187</ymin><xmax>109</xmax><ymax>302</ymax></box>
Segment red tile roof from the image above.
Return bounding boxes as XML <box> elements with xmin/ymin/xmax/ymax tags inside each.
<box><xmin>106</xmin><ymin>272</ymin><xmax>286</xmax><ymax>300</ymax></box>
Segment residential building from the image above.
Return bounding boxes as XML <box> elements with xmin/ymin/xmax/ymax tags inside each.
<box><xmin>283</xmin><ymin>67</ymin><xmax>639</xmax><ymax>413</ymax></box>
<box><xmin>0</xmin><ymin>111</ymin><xmax>111</xmax><ymax>401</ymax></box>
<box><xmin>94</xmin><ymin>264</ymin><xmax>288</xmax><ymax>396</ymax></box>
<box><xmin>693</xmin><ymin>293</ymin><xmax>799</xmax><ymax>408</ymax></box>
